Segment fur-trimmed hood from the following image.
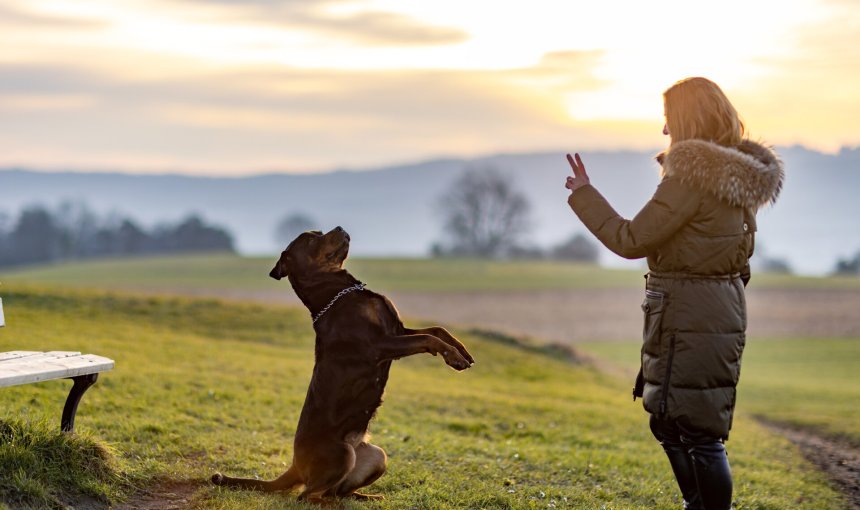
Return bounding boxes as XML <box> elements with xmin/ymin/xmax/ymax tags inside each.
<box><xmin>657</xmin><ymin>139</ymin><xmax>784</xmax><ymax>210</ymax></box>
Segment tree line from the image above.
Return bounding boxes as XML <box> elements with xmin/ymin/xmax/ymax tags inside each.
<box><xmin>0</xmin><ymin>202</ymin><xmax>234</xmax><ymax>268</ymax></box>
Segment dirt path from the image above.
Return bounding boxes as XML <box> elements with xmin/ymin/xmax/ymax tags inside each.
<box><xmin>391</xmin><ymin>287</ymin><xmax>860</xmax><ymax>342</ymax></box>
<box><xmin>759</xmin><ymin>419</ymin><xmax>860</xmax><ymax>509</ymax></box>
<box><xmin>114</xmin><ymin>481</ymin><xmax>201</xmax><ymax>510</ymax></box>
<box><xmin>192</xmin><ymin>286</ymin><xmax>860</xmax><ymax>344</ymax></box>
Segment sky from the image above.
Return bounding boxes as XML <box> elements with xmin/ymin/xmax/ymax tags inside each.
<box><xmin>1</xmin><ymin>0</ymin><xmax>858</xmax><ymax>175</ymax></box>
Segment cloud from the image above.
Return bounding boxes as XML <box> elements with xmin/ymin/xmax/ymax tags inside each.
<box><xmin>168</xmin><ymin>0</ymin><xmax>468</xmax><ymax>46</ymax></box>
<box><xmin>0</xmin><ymin>3</ymin><xmax>105</xmax><ymax>28</ymax></box>
<box><xmin>499</xmin><ymin>50</ymin><xmax>607</xmax><ymax>91</ymax></box>
<box><xmin>0</xmin><ymin>58</ymin><xmax>596</xmax><ymax>172</ymax></box>
<box><xmin>298</xmin><ymin>10</ymin><xmax>468</xmax><ymax>46</ymax></box>
<box><xmin>0</xmin><ymin>93</ymin><xmax>96</xmax><ymax>112</ymax></box>
<box><xmin>0</xmin><ymin>64</ymin><xmax>103</xmax><ymax>95</ymax></box>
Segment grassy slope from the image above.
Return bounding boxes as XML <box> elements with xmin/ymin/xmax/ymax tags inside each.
<box><xmin>4</xmin><ymin>254</ymin><xmax>860</xmax><ymax>292</ymax></box>
<box><xmin>0</xmin><ymin>287</ymin><xmax>846</xmax><ymax>509</ymax></box>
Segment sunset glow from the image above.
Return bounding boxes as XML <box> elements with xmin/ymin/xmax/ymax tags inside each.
<box><xmin>1</xmin><ymin>0</ymin><xmax>857</xmax><ymax>174</ymax></box>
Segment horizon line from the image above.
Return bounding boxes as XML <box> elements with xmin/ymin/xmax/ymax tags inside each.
<box><xmin>0</xmin><ymin>143</ymin><xmax>855</xmax><ymax>179</ymax></box>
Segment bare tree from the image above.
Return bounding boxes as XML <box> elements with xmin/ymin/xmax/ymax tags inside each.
<box><xmin>552</xmin><ymin>232</ymin><xmax>599</xmax><ymax>263</ymax></box>
<box><xmin>274</xmin><ymin>212</ymin><xmax>317</xmax><ymax>247</ymax></box>
<box><xmin>436</xmin><ymin>167</ymin><xmax>531</xmax><ymax>258</ymax></box>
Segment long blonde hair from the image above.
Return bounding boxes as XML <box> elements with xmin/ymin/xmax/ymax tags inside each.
<box><xmin>664</xmin><ymin>77</ymin><xmax>745</xmax><ymax>147</ymax></box>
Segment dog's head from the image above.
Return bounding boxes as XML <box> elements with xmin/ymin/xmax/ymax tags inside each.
<box><xmin>269</xmin><ymin>226</ymin><xmax>351</xmax><ymax>281</ymax></box>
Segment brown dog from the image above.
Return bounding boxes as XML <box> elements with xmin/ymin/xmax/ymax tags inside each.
<box><xmin>211</xmin><ymin>226</ymin><xmax>474</xmax><ymax>503</ymax></box>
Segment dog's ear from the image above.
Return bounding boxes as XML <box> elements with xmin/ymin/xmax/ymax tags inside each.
<box><xmin>269</xmin><ymin>265</ymin><xmax>286</xmax><ymax>280</ymax></box>
<box><xmin>269</xmin><ymin>254</ymin><xmax>290</xmax><ymax>280</ymax></box>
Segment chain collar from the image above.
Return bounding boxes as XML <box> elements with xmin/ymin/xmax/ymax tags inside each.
<box><xmin>312</xmin><ymin>282</ymin><xmax>366</xmax><ymax>324</ymax></box>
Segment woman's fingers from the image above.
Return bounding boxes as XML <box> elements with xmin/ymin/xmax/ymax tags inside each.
<box><xmin>567</xmin><ymin>153</ymin><xmax>587</xmax><ymax>179</ymax></box>
<box><xmin>565</xmin><ymin>152</ymin><xmax>590</xmax><ymax>192</ymax></box>
<box><xmin>574</xmin><ymin>153</ymin><xmax>587</xmax><ymax>177</ymax></box>
<box><xmin>566</xmin><ymin>153</ymin><xmax>581</xmax><ymax>178</ymax></box>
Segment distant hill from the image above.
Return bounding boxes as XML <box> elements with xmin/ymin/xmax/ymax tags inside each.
<box><xmin>2</xmin><ymin>145</ymin><xmax>859</xmax><ymax>275</ymax></box>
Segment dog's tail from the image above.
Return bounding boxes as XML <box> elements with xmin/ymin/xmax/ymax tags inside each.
<box><xmin>212</xmin><ymin>464</ymin><xmax>302</xmax><ymax>492</ymax></box>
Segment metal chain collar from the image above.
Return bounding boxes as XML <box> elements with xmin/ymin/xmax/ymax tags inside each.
<box><xmin>312</xmin><ymin>282</ymin><xmax>366</xmax><ymax>324</ymax></box>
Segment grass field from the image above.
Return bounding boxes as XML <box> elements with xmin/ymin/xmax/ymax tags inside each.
<box><xmin>576</xmin><ymin>338</ymin><xmax>860</xmax><ymax>447</ymax></box>
<box><xmin>4</xmin><ymin>254</ymin><xmax>860</xmax><ymax>293</ymax></box>
<box><xmin>0</xmin><ymin>286</ymin><xmax>848</xmax><ymax>509</ymax></box>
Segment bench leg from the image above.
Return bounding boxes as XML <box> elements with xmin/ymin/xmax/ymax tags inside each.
<box><xmin>61</xmin><ymin>373</ymin><xmax>99</xmax><ymax>432</ymax></box>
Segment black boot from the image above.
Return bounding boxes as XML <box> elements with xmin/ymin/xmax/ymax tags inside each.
<box><xmin>689</xmin><ymin>442</ymin><xmax>733</xmax><ymax>510</ymax></box>
<box><xmin>661</xmin><ymin>443</ymin><xmax>704</xmax><ymax>510</ymax></box>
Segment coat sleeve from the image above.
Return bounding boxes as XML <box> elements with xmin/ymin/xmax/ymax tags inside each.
<box><xmin>567</xmin><ymin>177</ymin><xmax>700</xmax><ymax>259</ymax></box>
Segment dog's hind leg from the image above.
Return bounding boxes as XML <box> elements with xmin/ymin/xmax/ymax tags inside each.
<box><xmin>330</xmin><ymin>442</ymin><xmax>387</xmax><ymax>499</ymax></box>
<box><xmin>212</xmin><ymin>464</ymin><xmax>301</xmax><ymax>492</ymax></box>
<box><xmin>297</xmin><ymin>443</ymin><xmax>355</xmax><ymax>502</ymax></box>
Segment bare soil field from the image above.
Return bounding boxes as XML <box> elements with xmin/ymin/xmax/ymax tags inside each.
<box><xmin>183</xmin><ymin>286</ymin><xmax>860</xmax><ymax>344</ymax></box>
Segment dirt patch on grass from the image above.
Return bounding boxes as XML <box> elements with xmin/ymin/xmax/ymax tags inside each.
<box><xmin>115</xmin><ymin>480</ymin><xmax>203</xmax><ymax>510</ymax></box>
<box><xmin>759</xmin><ymin>419</ymin><xmax>860</xmax><ymax>509</ymax></box>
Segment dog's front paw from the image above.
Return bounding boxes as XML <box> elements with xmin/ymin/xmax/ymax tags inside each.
<box><xmin>211</xmin><ymin>473</ymin><xmax>225</xmax><ymax>486</ymax></box>
<box><xmin>442</xmin><ymin>349</ymin><xmax>471</xmax><ymax>371</ymax></box>
<box><xmin>460</xmin><ymin>347</ymin><xmax>476</xmax><ymax>365</ymax></box>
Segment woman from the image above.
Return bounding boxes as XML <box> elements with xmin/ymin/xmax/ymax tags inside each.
<box><xmin>564</xmin><ymin>77</ymin><xmax>784</xmax><ymax>510</ymax></box>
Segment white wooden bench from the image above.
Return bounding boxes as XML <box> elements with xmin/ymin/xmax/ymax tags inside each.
<box><xmin>0</xmin><ymin>300</ymin><xmax>115</xmax><ymax>432</ymax></box>
<box><xmin>0</xmin><ymin>351</ymin><xmax>115</xmax><ymax>432</ymax></box>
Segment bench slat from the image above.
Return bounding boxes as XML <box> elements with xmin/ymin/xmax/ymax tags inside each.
<box><xmin>0</xmin><ymin>354</ymin><xmax>115</xmax><ymax>388</ymax></box>
<box><xmin>0</xmin><ymin>353</ymin><xmax>102</xmax><ymax>370</ymax></box>
<box><xmin>0</xmin><ymin>351</ymin><xmax>82</xmax><ymax>363</ymax></box>
<box><xmin>0</xmin><ymin>353</ymin><xmax>112</xmax><ymax>369</ymax></box>
<box><xmin>0</xmin><ymin>351</ymin><xmax>43</xmax><ymax>361</ymax></box>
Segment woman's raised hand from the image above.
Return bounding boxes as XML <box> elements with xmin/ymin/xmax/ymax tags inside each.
<box><xmin>565</xmin><ymin>153</ymin><xmax>590</xmax><ymax>192</ymax></box>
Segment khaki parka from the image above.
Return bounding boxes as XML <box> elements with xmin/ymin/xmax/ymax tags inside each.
<box><xmin>569</xmin><ymin>139</ymin><xmax>784</xmax><ymax>439</ymax></box>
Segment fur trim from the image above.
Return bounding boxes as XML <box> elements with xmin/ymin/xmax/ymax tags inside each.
<box><xmin>657</xmin><ymin>139</ymin><xmax>784</xmax><ymax>210</ymax></box>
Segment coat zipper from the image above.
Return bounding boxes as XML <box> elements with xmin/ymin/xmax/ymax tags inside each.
<box><xmin>659</xmin><ymin>334</ymin><xmax>676</xmax><ymax>417</ymax></box>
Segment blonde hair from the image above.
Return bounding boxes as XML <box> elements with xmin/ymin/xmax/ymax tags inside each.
<box><xmin>664</xmin><ymin>77</ymin><xmax>745</xmax><ymax>147</ymax></box>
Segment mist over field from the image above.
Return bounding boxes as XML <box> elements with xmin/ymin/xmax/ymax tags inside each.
<box><xmin>2</xmin><ymin>145</ymin><xmax>858</xmax><ymax>275</ymax></box>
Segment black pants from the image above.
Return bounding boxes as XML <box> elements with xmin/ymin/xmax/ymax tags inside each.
<box><xmin>650</xmin><ymin>416</ymin><xmax>733</xmax><ymax>510</ymax></box>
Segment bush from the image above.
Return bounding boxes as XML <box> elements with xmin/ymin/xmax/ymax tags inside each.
<box><xmin>834</xmin><ymin>251</ymin><xmax>860</xmax><ymax>275</ymax></box>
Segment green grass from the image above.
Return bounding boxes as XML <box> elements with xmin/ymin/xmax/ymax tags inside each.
<box><xmin>0</xmin><ymin>286</ymin><xmax>847</xmax><ymax>509</ymax></box>
<box><xmin>0</xmin><ymin>418</ymin><xmax>126</xmax><ymax>509</ymax></box>
<box><xmin>4</xmin><ymin>254</ymin><xmax>858</xmax><ymax>293</ymax></box>
<box><xmin>0</xmin><ymin>254</ymin><xmax>639</xmax><ymax>292</ymax></box>
<box><xmin>576</xmin><ymin>338</ymin><xmax>860</xmax><ymax>447</ymax></box>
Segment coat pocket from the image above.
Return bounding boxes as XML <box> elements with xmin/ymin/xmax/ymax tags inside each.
<box><xmin>641</xmin><ymin>291</ymin><xmax>666</xmax><ymax>355</ymax></box>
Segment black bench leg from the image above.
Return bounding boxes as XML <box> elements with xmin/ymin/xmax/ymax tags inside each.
<box><xmin>61</xmin><ymin>373</ymin><xmax>99</xmax><ymax>432</ymax></box>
